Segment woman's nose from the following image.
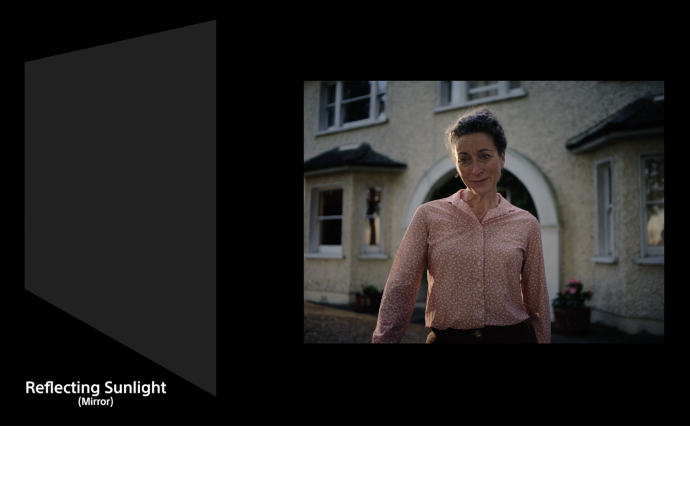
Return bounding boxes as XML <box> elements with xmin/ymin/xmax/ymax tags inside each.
<box><xmin>471</xmin><ymin>161</ymin><xmax>483</xmax><ymax>175</ymax></box>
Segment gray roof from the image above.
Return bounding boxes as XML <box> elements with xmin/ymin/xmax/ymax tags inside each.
<box><xmin>304</xmin><ymin>143</ymin><xmax>406</xmax><ymax>173</ymax></box>
<box><xmin>566</xmin><ymin>95</ymin><xmax>664</xmax><ymax>153</ymax></box>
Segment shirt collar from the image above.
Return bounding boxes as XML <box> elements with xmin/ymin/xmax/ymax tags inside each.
<box><xmin>442</xmin><ymin>189</ymin><xmax>516</xmax><ymax>220</ymax></box>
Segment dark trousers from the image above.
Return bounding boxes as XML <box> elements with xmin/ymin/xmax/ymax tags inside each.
<box><xmin>427</xmin><ymin>321</ymin><xmax>537</xmax><ymax>344</ymax></box>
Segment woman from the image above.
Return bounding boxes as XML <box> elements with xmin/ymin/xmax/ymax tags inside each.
<box><xmin>372</xmin><ymin>107</ymin><xmax>551</xmax><ymax>344</ymax></box>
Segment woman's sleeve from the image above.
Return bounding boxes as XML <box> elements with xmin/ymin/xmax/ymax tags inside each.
<box><xmin>372</xmin><ymin>206</ymin><xmax>429</xmax><ymax>344</ymax></box>
<box><xmin>520</xmin><ymin>220</ymin><xmax>552</xmax><ymax>344</ymax></box>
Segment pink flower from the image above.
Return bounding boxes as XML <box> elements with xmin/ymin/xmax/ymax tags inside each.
<box><xmin>569</xmin><ymin>287</ymin><xmax>578</xmax><ymax>294</ymax></box>
<box><xmin>567</xmin><ymin>279</ymin><xmax>581</xmax><ymax>285</ymax></box>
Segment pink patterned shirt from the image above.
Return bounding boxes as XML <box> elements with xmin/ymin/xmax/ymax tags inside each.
<box><xmin>372</xmin><ymin>190</ymin><xmax>551</xmax><ymax>343</ymax></box>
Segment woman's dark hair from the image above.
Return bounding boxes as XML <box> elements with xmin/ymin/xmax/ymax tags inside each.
<box><xmin>445</xmin><ymin>106</ymin><xmax>507</xmax><ymax>162</ymax></box>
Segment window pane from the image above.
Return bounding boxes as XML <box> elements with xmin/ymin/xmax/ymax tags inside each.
<box><xmin>645</xmin><ymin>158</ymin><xmax>664</xmax><ymax>202</ymax></box>
<box><xmin>596</xmin><ymin>162</ymin><xmax>612</xmax><ymax>256</ymax></box>
<box><xmin>326</xmin><ymin>83</ymin><xmax>336</xmax><ymax>104</ymax></box>
<box><xmin>342</xmin><ymin>81</ymin><xmax>371</xmax><ymax>101</ymax></box>
<box><xmin>320</xmin><ymin>219</ymin><xmax>342</xmax><ymax>245</ymax></box>
<box><xmin>469</xmin><ymin>88</ymin><xmax>498</xmax><ymax>99</ymax></box>
<box><xmin>440</xmin><ymin>81</ymin><xmax>451</xmax><ymax>105</ymax></box>
<box><xmin>364</xmin><ymin>216</ymin><xmax>380</xmax><ymax>246</ymax></box>
<box><xmin>378</xmin><ymin>94</ymin><xmax>386</xmax><ymax>117</ymax></box>
<box><xmin>366</xmin><ymin>187</ymin><xmax>381</xmax><ymax>215</ymax></box>
<box><xmin>469</xmin><ymin>81</ymin><xmax>498</xmax><ymax>89</ymax></box>
<box><xmin>342</xmin><ymin>99</ymin><xmax>370</xmax><ymax>124</ymax></box>
<box><xmin>607</xmin><ymin>208</ymin><xmax>614</xmax><ymax>254</ymax></box>
<box><xmin>320</xmin><ymin>189</ymin><xmax>343</xmax><ymax>216</ymax></box>
<box><xmin>509</xmin><ymin>81</ymin><xmax>521</xmax><ymax>90</ymax></box>
<box><xmin>377</xmin><ymin>81</ymin><xmax>387</xmax><ymax>94</ymax></box>
<box><xmin>646</xmin><ymin>205</ymin><xmax>664</xmax><ymax>246</ymax></box>
<box><xmin>326</xmin><ymin>106</ymin><xmax>334</xmax><ymax>127</ymax></box>
<box><xmin>608</xmin><ymin>164</ymin><xmax>612</xmax><ymax>203</ymax></box>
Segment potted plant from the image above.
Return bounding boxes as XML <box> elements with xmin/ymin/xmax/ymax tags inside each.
<box><xmin>552</xmin><ymin>279</ymin><xmax>594</xmax><ymax>336</ymax></box>
<box><xmin>355</xmin><ymin>285</ymin><xmax>383</xmax><ymax>313</ymax></box>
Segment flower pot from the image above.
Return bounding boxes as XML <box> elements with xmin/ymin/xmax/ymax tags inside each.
<box><xmin>554</xmin><ymin>308</ymin><xmax>591</xmax><ymax>336</ymax></box>
<box><xmin>355</xmin><ymin>293</ymin><xmax>382</xmax><ymax>313</ymax></box>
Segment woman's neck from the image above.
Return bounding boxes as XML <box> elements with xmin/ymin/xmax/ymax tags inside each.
<box><xmin>462</xmin><ymin>188</ymin><xmax>499</xmax><ymax>214</ymax></box>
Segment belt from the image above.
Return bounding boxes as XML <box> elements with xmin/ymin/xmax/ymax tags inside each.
<box><xmin>429</xmin><ymin>321</ymin><xmax>529</xmax><ymax>342</ymax></box>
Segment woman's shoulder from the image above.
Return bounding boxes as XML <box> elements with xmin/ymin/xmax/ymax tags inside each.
<box><xmin>507</xmin><ymin>207</ymin><xmax>541</xmax><ymax>238</ymax></box>
<box><xmin>499</xmin><ymin>198</ymin><xmax>540</xmax><ymax>228</ymax></box>
<box><xmin>407</xmin><ymin>196</ymin><xmax>457</xmax><ymax>228</ymax></box>
<box><xmin>421</xmin><ymin>191</ymin><xmax>461</xmax><ymax>210</ymax></box>
<box><xmin>414</xmin><ymin>197</ymin><xmax>458</xmax><ymax>219</ymax></box>
<box><xmin>509</xmin><ymin>205</ymin><xmax>538</xmax><ymax>222</ymax></box>
<box><xmin>499</xmin><ymin>196</ymin><xmax>536</xmax><ymax>220</ymax></box>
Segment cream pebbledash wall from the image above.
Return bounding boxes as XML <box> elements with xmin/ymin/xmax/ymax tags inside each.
<box><xmin>349</xmin><ymin>173</ymin><xmax>398</xmax><ymax>294</ymax></box>
<box><xmin>304</xmin><ymin>81</ymin><xmax>663</xmax><ymax>334</ymax></box>
<box><xmin>491</xmin><ymin>81</ymin><xmax>665</xmax><ymax>335</ymax></box>
<box><xmin>304</xmin><ymin>170</ymin><xmax>405</xmax><ymax>304</ymax></box>
<box><xmin>303</xmin><ymin>172</ymin><xmax>353</xmax><ymax>304</ymax></box>
<box><xmin>304</xmin><ymin>81</ymin><xmax>441</xmax><ymax>305</ymax></box>
<box><xmin>572</xmin><ymin>136</ymin><xmax>664</xmax><ymax>334</ymax></box>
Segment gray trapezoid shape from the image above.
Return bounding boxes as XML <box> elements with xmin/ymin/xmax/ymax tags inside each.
<box><xmin>24</xmin><ymin>19</ymin><xmax>217</xmax><ymax>397</ymax></box>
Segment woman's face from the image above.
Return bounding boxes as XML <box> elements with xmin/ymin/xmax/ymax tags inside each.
<box><xmin>454</xmin><ymin>132</ymin><xmax>505</xmax><ymax>197</ymax></box>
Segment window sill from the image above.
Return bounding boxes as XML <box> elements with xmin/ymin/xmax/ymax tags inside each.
<box><xmin>304</xmin><ymin>253</ymin><xmax>345</xmax><ymax>259</ymax></box>
<box><xmin>315</xmin><ymin>116</ymin><xmax>388</xmax><ymax>136</ymax></box>
<box><xmin>434</xmin><ymin>89</ymin><xmax>527</xmax><ymax>114</ymax></box>
<box><xmin>633</xmin><ymin>256</ymin><xmax>664</xmax><ymax>265</ymax></box>
<box><xmin>358</xmin><ymin>254</ymin><xmax>389</xmax><ymax>260</ymax></box>
<box><xmin>591</xmin><ymin>256</ymin><xmax>618</xmax><ymax>264</ymax></box>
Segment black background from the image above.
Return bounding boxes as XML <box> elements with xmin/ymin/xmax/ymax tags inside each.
<box><xmin>8</xmin><ymin>6</ymin><xmax>228</xmax><ymax>424</ymax></box>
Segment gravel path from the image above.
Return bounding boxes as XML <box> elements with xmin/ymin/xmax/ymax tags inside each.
<box><xmin>303</xmin><ymin>302</ymin><xmax>430</xmax><ymax>343</ymax></box>
<box><xmin>304</xmin><ymin>301</ymin><xmax>664</xmax><ymax>344</ymax></box>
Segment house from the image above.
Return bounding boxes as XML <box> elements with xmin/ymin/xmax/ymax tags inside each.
<box><xmin>303</xmin><ymin>81</ymin><xmax>664</xmax><ymax>336</ymax></box>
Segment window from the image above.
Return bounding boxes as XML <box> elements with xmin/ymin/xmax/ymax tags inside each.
<box><xmin>437</xmin><ymin>81</ymin><xmax>526</xmax><ymax>110</ymax></box>
<box><xmin>362</xmin><ymin>186</ymin><xmax>383</xmax><ymax>255</ymax></box>
<box><xmin>318</xmin><ymin>81</ymin><xmax>387</xmax><ymax>133</ymax></box>
<box><xmin>306</xmin><ymin>185</ymin><xmax>344</xmax><ymax>258</ymax></box>
<box><xmin>592</xmin><ymin>159</ymin><xmax>616</xmax><ymax>263</ymax></box>
<box><xmin>637</xmin><ymin>152</ymin><xmax>664</xmax><ymax>263</ymax></box>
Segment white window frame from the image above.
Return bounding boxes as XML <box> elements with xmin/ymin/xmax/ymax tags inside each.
<box><xmin>591</xmin><ymin>158</ymin><xmax>617</xmax><ymax>264</ymax></box>
<box><xmin>316</xmin><ymin>81</ymin><xmax>387</xmax><ymax>136</ymax></box>
<box><xmin>360</xmin><ymin>184</ymin><xmax>388</xmax><ymax>259</ymax></box>
<box><xmin>305</xmin><ymin>183</ymin><xmax>345</xmax><ymax>259</ymax></box>
<box><xmin>635</xmin><ymin>151</ymin><xmax>664</xmax><ymax>265</ymax></box>
<box><xmin>435</xmin><ymin>81</ymin><xmax>526</xmax><ymax>112</ymax></box>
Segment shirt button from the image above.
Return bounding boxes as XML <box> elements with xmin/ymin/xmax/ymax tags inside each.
<box><xmin>474</xmin><ymin>330</ymin><xmax>483</xmax><ymax>337</ymax></box>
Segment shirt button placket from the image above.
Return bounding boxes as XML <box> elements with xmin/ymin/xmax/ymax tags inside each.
<box><xmin>478</xmin><ymin>229</ymin><xmax>484</xmax><ymax>314</ymax></box>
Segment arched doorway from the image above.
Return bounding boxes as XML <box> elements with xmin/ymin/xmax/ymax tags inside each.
<box><xmin>403</xmin><ymin>148</ymin><xmax>560</xmax><ymax>320</ymax></box>
<box><xmin>427</xmin><ymin>169</ymin><xmax>539</xmax><ymax>219</ymax></box>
